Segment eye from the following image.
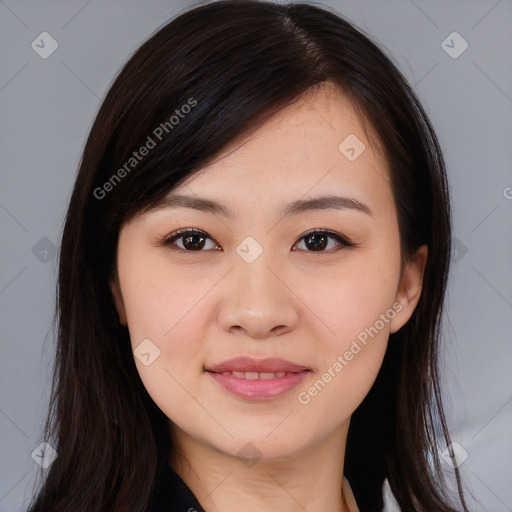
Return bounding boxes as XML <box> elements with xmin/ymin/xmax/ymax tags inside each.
<box><xmin>162</xmin><ymin>228</ymin><xmax>355</xmax><ymax>253</ymax></box>
<box><xmin>162</xmin><ymin>228</ymin><xmax>220</xmax><ymax>251</ymax></box>
<box><xmin>293</xmin><ymin>229</ymin><xmax>355</xmax><ymax>252</ymax></box>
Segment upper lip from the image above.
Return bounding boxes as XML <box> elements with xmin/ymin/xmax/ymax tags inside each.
<box><xmin>205</xmin><ymin>357</ymin><xmax>310</xmax><ymax>374</ymax></box>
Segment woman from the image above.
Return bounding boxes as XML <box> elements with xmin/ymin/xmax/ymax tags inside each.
<box><xmin>27</xmin><ymin>1</ymin><xmax>469</xmax><ymax>510</ymax></box>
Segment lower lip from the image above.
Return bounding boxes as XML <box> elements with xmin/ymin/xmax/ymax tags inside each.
<box><xmin>206</xmin><ymin>371</ymin><xmax>310</xmax><ymax>400</ymax></box>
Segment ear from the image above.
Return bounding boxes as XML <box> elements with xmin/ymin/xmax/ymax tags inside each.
<box><xmin>109</xmin><ymin>272</ymin><xmax>127</xmax><ymax>326</ymax></box>
<box><xmin>389</xmin><ymin>244</ymin><xmax>428</xmax><ymax>334</ymax></box>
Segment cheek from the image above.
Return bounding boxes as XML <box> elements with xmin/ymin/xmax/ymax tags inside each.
<box><xmin>124</xmin><ymin>280</ymin><xmax>207</xmax><ymax>427</ymax></box>
<box><xmin>118</xmin><ymin>259</ymin><xmax>211</xmax><ymax>409</ymax></box>
<box><xmin>307</xmin><ymin>255</ymin><xmax>399</xmax><ymax>349</ymax></box>
<box><xmin>121</xmin><ymin>258</ymin><xmax>207</xmax><ymax>349</ymax></box>
<box><xmin>294</xmin><ymin>254</ymin><xmax>398</xmax><ymax>413</ymax></box>
<box><xmin>296</xmin><ymin>279</ymin><xmax>393</xmax><ymax>420</ymax></box>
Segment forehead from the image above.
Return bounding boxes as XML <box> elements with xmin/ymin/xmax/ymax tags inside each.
<box><xmin>134</xmin><ymin>82</ymin><xmax>396</xmax><ymax>229</ymax></box>
<box><xmin>174</xmin><ymin>85</ymin><xmax>389</xmax><ymax>204</ymax></box>
<box><xmin>183</xmin><ymin>84</ymin><xmax>387</xmax><ymax>186</ymax></box>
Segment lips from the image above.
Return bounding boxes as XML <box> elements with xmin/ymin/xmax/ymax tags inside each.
<box><xmin>205</xmin><ymin>356</ymin><xmax>310</xmax><ymax>374</ymax></box>
<box><xmin>205</xmin><ymin>357</ymin><xmax>311</xmax><ymax>400</ymax></box>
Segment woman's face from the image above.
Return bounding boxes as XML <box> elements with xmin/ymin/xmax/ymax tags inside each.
<box><xmin>111</xmin><ymin>84</ymin><xmax>427</xmax><ymax>463</ymax></box>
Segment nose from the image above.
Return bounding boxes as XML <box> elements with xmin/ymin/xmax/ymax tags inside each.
<box><xmin>217</xmin><ymin>254</ymin><xmax>300</xmax><ymax>339</ymax></box>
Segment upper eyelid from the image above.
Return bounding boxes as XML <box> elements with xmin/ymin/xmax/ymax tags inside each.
<box><xmin>164</xmin><ymin>227</ymin><xmax>343</xmax><ymax>239</ymax></box>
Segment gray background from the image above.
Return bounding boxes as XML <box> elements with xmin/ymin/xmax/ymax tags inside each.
<box><xmin>1</xmin><ymin>0</ymin><xmax>511</xmax><ymax>510</ymax></box>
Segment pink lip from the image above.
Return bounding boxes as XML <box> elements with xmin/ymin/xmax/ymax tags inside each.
<box><xmin>205</xmin><ymin>357</ymin><xmax>310</xmax><ymax>400</ymax></box>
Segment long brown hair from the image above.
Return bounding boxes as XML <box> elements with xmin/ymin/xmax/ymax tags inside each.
<box><xmin>28</xmin><ymin>1</ymin><xmax>468</xmax><ymax>510</ymax></box>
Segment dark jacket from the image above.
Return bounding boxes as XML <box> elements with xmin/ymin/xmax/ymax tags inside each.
<box><xmin>150</xmin><ymin>463</ymin><xmax>206</xmax><ymax>512</ymax></box>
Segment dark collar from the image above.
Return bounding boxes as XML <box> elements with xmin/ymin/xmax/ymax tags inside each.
<box><xmin>150</xmin><ymin>463</ymin><xmax>206</xmax><ymax>512</ymax></box>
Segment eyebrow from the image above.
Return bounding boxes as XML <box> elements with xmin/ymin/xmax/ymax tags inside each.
<box><xmin>147</xmin><ymin>193</ymin><xmax>372</xmax><ymax>218</ymax></box>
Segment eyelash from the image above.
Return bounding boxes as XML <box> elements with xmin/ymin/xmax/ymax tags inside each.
<box><xmin>162</xmin><ymin>228</ymin><xmax>356</xmax><ymax>253</ymax></box>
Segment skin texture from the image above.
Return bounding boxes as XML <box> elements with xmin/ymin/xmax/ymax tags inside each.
<box><xmin>110</xmin><ymin>83</ymin><xmax>427</xmax><ymax>512</ymax></box>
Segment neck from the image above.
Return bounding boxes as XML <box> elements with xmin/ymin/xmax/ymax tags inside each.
<box><xmin>169</xmin><ymin>423</ymin><xmax>352</xmax><ymax>512</ymax></box>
